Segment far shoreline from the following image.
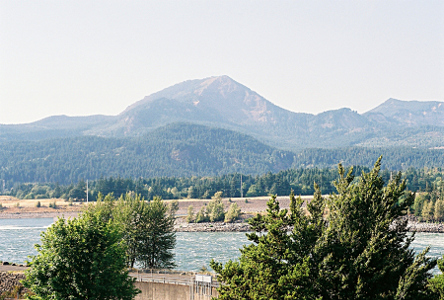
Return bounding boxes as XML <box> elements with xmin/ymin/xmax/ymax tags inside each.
<box><xmin>2</xmin><ymin>210</ymin><xmax>444</xmax><ymax>234</ymax></box>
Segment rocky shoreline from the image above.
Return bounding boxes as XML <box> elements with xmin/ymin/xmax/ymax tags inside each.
<box><xmin>2</xmin><ymin>211</ymin><xmax>444</xmax><ymax>233</ymax></box>
<box><xmin>407</xmin><ymin>221</ymin><xmax>444</xmax><ymax>233</ymax></box>
<box><xmin>175</xmin><ymin>220</ymin><xmax>444</xmax><ymax>233</ymax></box>
<box><xmin>175</xmin><ymin>221</ymin><xmax>251</xmax><ymax>232</ymax></box>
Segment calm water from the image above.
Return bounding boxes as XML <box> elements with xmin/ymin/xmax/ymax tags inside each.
<box><xmin>0</xmin><ymin>218</ymin><xmax>443</xmax><ymax>273</ymax></box>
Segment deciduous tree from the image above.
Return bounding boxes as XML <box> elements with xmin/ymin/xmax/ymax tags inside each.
<box><xmin>23</xmin><ymin>214</ymin><xmax>139</xmax><ymax>300</ymax></box>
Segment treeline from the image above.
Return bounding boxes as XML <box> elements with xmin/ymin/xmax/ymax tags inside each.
<box><xmin>7</xmin><ymin>166</ymin><xmax>444</xmax><ymax>202</ymax></box>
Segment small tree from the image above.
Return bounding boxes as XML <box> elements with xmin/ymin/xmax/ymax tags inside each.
<box><xmin>186</xmin><ymin>205</ymin><xmax>194</xmax><ymax>223</ymax></box>
<box><xmin>207</xmin><ymin>191</ymin><xmax>225</xmax><ymax>222</ymax></box>
<box><xmin>224</xmin><ymin>202</ymin><xmax>241</xmax><ymax>223</ymax></box>
<box><xmin>195</xmin><ymin>206</ymin><xmax>208</xmax><ymax>223</ymax></box>
<box><xmin>422</xmin><ymin>201</ymin><xmax>434</xmax><ymax>222</ymax></box>
<box><xmin>434</xmin><ymin>198</ymin><xmax>444</xmax><ymax>222</ymax></box>
<box><xmin>114</xmin><ymin>194</ymin><xmax>176</xmax><ymax>269</ymax></box>
<box><xmin>23</xmin><ymin>214</ymin><xmax>139</xmax><ymax>300</ymax></box>
<box><xmin>169</xmin><ymin>200</ymin><xmax>179</xmax><ymax>217</ymax></box>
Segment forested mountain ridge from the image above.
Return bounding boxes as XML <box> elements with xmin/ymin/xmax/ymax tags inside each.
<box><xmin>0</xmin><ymin>123</ymin><xmax>295</xmax><ymax>186</ymax></box>
<box><xmin>0</xmin><ymin>122</ymin><xmax>443</xmax><ymax>187</ymax></box>
<box><xmin>0</xmin><ymin>76</ymin><xmax>442</xmax><ymax>149</ymax></box>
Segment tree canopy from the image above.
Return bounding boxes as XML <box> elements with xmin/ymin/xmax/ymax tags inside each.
<box><xmin>23</xmin><ymin>213</ymin><xmax>139</xmax><ymax>300</ymax></box>
<box><xmin>211</xmin><ymin>158</ymin><xmax>438</xmax><ymax>300</ymax></box>
<box><xmin>87</xmin><ymin>193</ymin><xmax>177</xmax><ymax>269</ymax></box>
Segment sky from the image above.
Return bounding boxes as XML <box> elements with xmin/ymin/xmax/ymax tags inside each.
<box><xmin>0</xmin><ymin>0</ymin><xmax>443</xmax><ymax>125</ymax></box>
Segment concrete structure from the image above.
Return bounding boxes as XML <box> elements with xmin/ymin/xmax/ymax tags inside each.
<box><xmin>133</xmin><ymin>274</ymin><xmax>218</xmax><ymax>300</ymax></box>
<box><xmin>0</xmin><ymin>265</ymin><xmax>219</xmax><ymax>300</ymax></box>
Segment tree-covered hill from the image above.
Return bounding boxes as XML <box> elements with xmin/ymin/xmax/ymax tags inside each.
<box><xmin>0</xmin><ymin>122</ymin><xmax>443</xmax><ymax>188</ymax></box>
<box><xmin>0</xmin><ymin>123</ymin><xmax>294</xmax><ymax>187</ymax></box>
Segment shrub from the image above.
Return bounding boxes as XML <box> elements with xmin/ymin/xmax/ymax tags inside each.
<box><xmin>195</xmin><ymin>206</ymin><xmax>208</xmax><ymax>223</ymax></box>
<box><xmin>36</xmin><ymin>201</ymin><xmax>41</xmax><ymax>208</ymax></box>
<box><xmin>186</xmin><ymin>205</ymin><xmax>194</xmax><ymax>223</ymax></box>
<box><xmin>225</xmin><ymin>202</ymin><xmax>241</xmax><ymax>223</ymax></box>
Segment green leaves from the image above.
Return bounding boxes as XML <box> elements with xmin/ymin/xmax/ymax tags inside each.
<box><xmin>23</xmin><ymin>214</ymin><xmax>139</xmax><ymax>300</ymax></box>
<box><xmin>113</xmin><ymin>194</ymin><xmax>177</xmax><ymax>269</ymax></box>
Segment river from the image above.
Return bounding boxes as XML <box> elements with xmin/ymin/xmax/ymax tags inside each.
<box><xmin>0</xmin><ymin>218</ymin><xmax>443</xmax><ymax>273</ymax></box>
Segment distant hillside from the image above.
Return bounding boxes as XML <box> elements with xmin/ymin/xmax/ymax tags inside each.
<box><xmin>0</xmin><ymin>122</ymin><xmax>443</xmax><ymax>187</ymax></box>
<box><xmin>365</xmin><ymin>98</ymin><xmax>444</xmax><ymax>127</ymax></box>
<box><xmin>1</xmin><ymin>76</ymin><xmax>442</xmax><ymax>149</ymax></box>
<box><xmin>0</xmin><ymin>123</ymin><xmax>294</xmax><ymax>186</ymax></box>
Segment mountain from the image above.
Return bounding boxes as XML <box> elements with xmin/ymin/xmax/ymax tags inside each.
<box><xmin>1</xmin><ymin>122</ymin><xmax>443</xmax><ymax>186</ymax></box>
<box><xmin>364</xmin><ymin>98</ymin><xmax>444</xmax><ymax>127</ymax></box>
<box><xmin>0</xmin><ymin>123</ymin><xmax>295</xmax><ymax>185</ymax></box>
<box><xmin>0</xmin><ymin>76</ymin><xmax>443</xmax><ymax>149</ymax></box>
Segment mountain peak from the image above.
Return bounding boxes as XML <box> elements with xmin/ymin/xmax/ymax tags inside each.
<box><xmin>194</xmin><ymin>75</ymin><xmax>246</xmax><ymax>97</ymax></box>
<box><xmin>365</xmin><ymin>98</ymin><xmax>444</xmax><ymax>127</ymax></box>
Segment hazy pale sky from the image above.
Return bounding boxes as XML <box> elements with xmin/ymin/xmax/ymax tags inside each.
<box><xmin>1</xmin><ymin>0</ymin><xmax>443</xmax><ymax>124</ymax></box>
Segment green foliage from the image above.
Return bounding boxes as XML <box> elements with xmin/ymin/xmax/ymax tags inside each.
<box><xmin>224</xmin><ymin>202</ymin><xmax>241</xmax><ymax>223</ymax></box>
<box><xmin>168</xmin><ymin>199</ymin><xmax>179</xmax><ymax>217</ymax></box>
<box><xmin>211</xmin><ymin>158</ymin><xmax>437</xmax><ymax>300</ymax></box>
<box><xmin>23</xmin><ymin>214</ymin><xmax>139</xmax><ymax>300</ymax></box>
<box><xmin>186</xmin><ymin>205</ymin><xmax>194</xmax><ymax>223</ymax></box>
<box><xmin>435</xmin><ymin>199</ymin><xmax>444</xmax><ymax>222</ymax></box>
<box><xmin>195</xmin><ymin>206</ymin><xmax>208</xmax><ymax>223</ymax></box>
<box><xmin>422</xmin><ymin>201</ymin><xmax>434</xmax><ymax>222</ymax></box>
<box><xmin>428</xmin><ymin>258</ymin><xmax>444</xmax><ymax>299</ymax></box>
<box><xmin>7</xmin><ymin>165</ymin><xmax>444</xmax><ymax>205</ymax></box>
<box><xmin>113</xmin><ymin>194</ymin><xmax>176</xmax><ymax>269</ymax></box>
<box><xmin>207</xmin><ymin>191</ymin><xmax>225</xmax><ymax>222</ymax></box>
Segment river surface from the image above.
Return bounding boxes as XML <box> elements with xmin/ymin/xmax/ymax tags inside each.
<box><xmin>1</xmin><ymin>218</ymin><xmax>443</xmax><ymax>273</ymax></box>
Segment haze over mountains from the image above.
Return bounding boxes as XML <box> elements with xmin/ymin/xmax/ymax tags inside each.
<box><xmin>1</xmin><ymin>75</ymin><xmax>443</xmax><ymax>149</ymax></box>
<box><xmin>1</xmin><ymin>76</ymin><xmax>443</xmax><ymax>184</ymax></box>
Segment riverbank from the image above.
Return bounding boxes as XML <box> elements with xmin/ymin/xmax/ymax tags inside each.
<box><xmin>176</xmin><ymin>218</ymin><xmax>444</xmax><ymax>233</ymax></box>
<box><xmin>3</xmin><ymin>196</ymin><xmax>444</xmax><ymax>233</ymax></box>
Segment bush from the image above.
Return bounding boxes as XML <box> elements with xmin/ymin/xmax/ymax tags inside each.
<box><xmin>225</xmin><ymin>202</ymin><xmax>241</xmax><ymax>223</ymax></box>
<box><xmin>195</xmin><ymin>206</ymin><xmax>208</xmax><ymax>223</ymax></box>
<box><xmin>186</xmin><ymin>205</ymin><xmax>194</xmax><ymax>223</ymax></box>
<box><xmin>36</xmin><ymin>201</ymin><xmax>41</xmax><ymax>208</ymax></box>
<box><xmin>207</xmin><ymin>191</ymin><xmax>225</xmax><ymax>222</ymax></box>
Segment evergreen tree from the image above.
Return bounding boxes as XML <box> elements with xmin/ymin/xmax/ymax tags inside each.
<box><xmin>428</xmin><ymin>257</ymin><xmax>444</xmax><ymax>299</ymax></box>
<box><xmin>211</xmin><ymin>158</ymin><xmax>437</xmax><ymax>300</ymax></box>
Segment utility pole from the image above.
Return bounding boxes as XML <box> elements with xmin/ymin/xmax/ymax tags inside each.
<box><xmin>240</xmin><ymin>174</ymin><xmax>243</xmax><ymax>198</ymax></box>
